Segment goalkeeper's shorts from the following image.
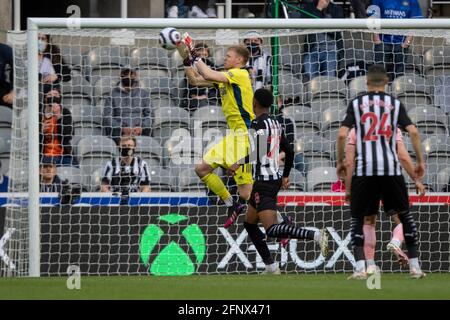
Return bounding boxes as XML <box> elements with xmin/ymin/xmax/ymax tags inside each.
<box><xmin>203</xmin><ymin>132</ymin><xmax>253</xmax><ymax>186</ymax></box>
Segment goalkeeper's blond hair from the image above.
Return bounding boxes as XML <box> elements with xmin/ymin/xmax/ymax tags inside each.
<box><xmin>228</xmin><ymin>45</ymin><xmax>250</xmax><ymax>65</ymax></box>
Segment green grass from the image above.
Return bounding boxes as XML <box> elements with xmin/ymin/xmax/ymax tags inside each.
<box><xmin>1</xmin><ymin>274</ymin><xmax>450</xmax><ymax>300</ymax></box>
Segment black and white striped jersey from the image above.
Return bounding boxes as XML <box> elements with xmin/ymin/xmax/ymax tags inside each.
<box><xmin>102</xmin><ymin>156</ymin><xmax>151</xmax><ymax>193</ymax></box>
<box><xmin>342</xmin><ymin>92</ymin><xmax>414</xmax><ymax>177</ymax></box>
<box><xmin>247</xmin><ymin>113</ymin><xmax>294</xmax><ymax>181</ymax></box>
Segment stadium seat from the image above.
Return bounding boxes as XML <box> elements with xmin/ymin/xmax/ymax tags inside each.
<box><xmin>0</xmin><ymin>105</ymin><xmax>12</xmax><ymax>124</ymax></box>
<box><xmin>307</xmin><ymin>76</ymin><xmax>347</xmax><ymax>103</ymax></box>
<box><xmin>82</xmin><ymin>167</ymin><xmax>103</xmax><ymax>192</ymax></box>
<box><xmin>138</xmin><ymin>68</ymin><xmax>171</xmax><ymax>82</ymax></box>
<box><xmin>60</xmin><ymin>45</ymin><xmax>88</xmax><ymax>71</ymax></box>
<box><xmin>279</xmin><ymin>70</ymin><xmax>305</xmax><ymax>103</ymax></box>
<box><xmin>76</xmin><ymin>135</ymin><xmax>118</xmax><ymax>162</ymax></box>
<box><xmin>148</xmin><ymin>167</ymin><xmax>173</xmax><ymax>192</ymax></box>
<box><xmin>295</xmin><ymin>134</ymin><xmax>334</xmax><ymax>171</ymax></box>
<box><xmin>92</xmin><ymin>77</ymin><xmax>120</xmax><ymax>106</ymax></box>
<box><xmin>60</xmin><ymin>73</ymin><xmax>91</xmax><ymax>97</ymax></box>
<box><xmin>71</xmin><ymin>105</ymin><xmax>103</xmax><ymax>137</ymax></box>
<box><xmin>129</xmin><ymin>47</ymin><xmax>170</xmax><ymax>70</ymax></box>
<box><xmin>348</xmin><ymin>75</ymin><xmax>389</xmax><ymax>99</ymax></box>
<box><xmin>287</xmin><ymin>169</ymin><xmax>306</xmax><ymax>192</ymax></box>
<box><xmin>0</xmin><ymin>105</ymin><xmax>12</xmax><ymax>128</ymax></box>
<box><xmin>435</xmin><ymin>167</ymin><xmax>450</xmax><ymax>192</ymax></box>
<box><xmin>306</xmin><ymin>166</ymin><xmax>338</xmax><ymax>192</ymax></box>
<box><xmin>0</xmin><ymin>136</ymin><xmax>11</xmax><ymax>157</ymax></box>
<box><xmin>56</xmin><ymin>166</ymin><xmax>82</xmax><ymax>185</ymax></box>
<box><xmin>408</xmin><ymin>106</ymin><xmax>448</xmax><ymax>136</ymax></box>
<box><xmin>152</xmin><ymin>107</ymin><xmax>191</xmax><ymax>145</ymax></box>
<box><xmin>134</xmin><ymin>136</ymin><xmax>163</xmax><ymax>165</ymax></box>
<box><xmin>79</xmin><ymin>157</ymin><xmax>109</xmax><ymax>180</ymax></box>
<box><xmin>84</xmin><ymin>47</ymin><xmax>129</xmax><ymax>83</ymax></box>
<box><xmin>176</xmin><ymin>169</ymin><xmax>205</xmax><ymax>192</ymax></box>
<box><xmin>0</xmin><ymin>158</ymin><xmax>10</xmax><ymax>175</ymax></box>
<box><xmin>309</xmin><ymin>98</ymin><xmax>347</xmax><ymax>114</ymax></box>
<box><xmin>433</xmin><ymin>75</ymin><xmax>450</xmax><ymax>115</ymax></box>
<box><xmin>423</xmin><ymin>135</ymin><xmax>450</xmax><ymax>168</ymax></box>
<box><xmin>192</xmin><ymin>106</ymin><xmax>227</xmax><ymax>131</ymax></box>
<box><xmin>282</xmin><ymin>105</ymin><xmax>320</xmax><ymax>136</ymax></box>
<box><xmin>140</xmin><ymin>76</ymin><xmax>175</xmax><ymax>98</ymax></box>
<box><xmin>391</xmin><ymin>75</ymin><xmax>433</xmax><ymax>111</ymax></box>
<box><xmin>320</xmin><ymin>106</ymin><xmax>347</xmax><ymax>142</ymax></box>
<box><xmin>423</xmin><ymin>47</ymin><xmax>450</xmax><ymax>79</ymax></box>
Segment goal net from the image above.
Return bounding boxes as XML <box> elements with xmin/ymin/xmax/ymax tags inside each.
<box><xmin>1</xmin><ymin>19</ymin><xmax>449</xmax><ymax>277</ymax></box>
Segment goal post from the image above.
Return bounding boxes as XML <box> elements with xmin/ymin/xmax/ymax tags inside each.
<box><xmin>4</xmin><ymin>17</ymin><xmax>450</xmax><ymax>277</ymax></box>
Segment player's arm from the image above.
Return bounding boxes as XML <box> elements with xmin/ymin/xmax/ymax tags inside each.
<box><xmin>398</xmin><ymin>103</ymin><xmax>425</xmax><ymax>179</ymax></box>
<box><xmin>397</xmin><ymin>140</ymin><xmax>426</xmax><ymax>196</ymax></box>
<box><xmin>194</xmin><ymin>59</ymin><xmax>229</xmax><ymax>83</ymax></box>
<box><xmin>176</xmin><ymin>42</ymin><xmax>213</xmax><ymax>87</ymax></box>
<box><xmin>279</xmin><ymin>133</ymin><xmax>294</xmax><ymax>190</ymax></box>
<box><xmin>345</xmin><ymin>142</ymin><xmax>355</xmax><ymax>201</ymax></box>
<box><xmin>185</xmin><ymin>66</ymin><xmax>214</xmax><ymax>87</ymax></box>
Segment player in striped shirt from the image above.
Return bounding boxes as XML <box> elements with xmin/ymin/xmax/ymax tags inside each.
<box><xmin>337</xmin><ymin>64</ymin><xmax>426</xmax><ymax>279</ymax></box>
<box><xmin>345</xmin><ymin>127</ymin><xmax>426</xmax><ymax>275</ymax></box>
<box><xmin>229</xmin><ymin>89</ymin><xmax>329</xmax><ymax>274</ymax></box>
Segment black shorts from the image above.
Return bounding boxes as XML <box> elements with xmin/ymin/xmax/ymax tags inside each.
<box><xmin>248</xmin><ymin>179</ymin><xmax>282</xmax><ymax>213</ymax></box>
<box><xmin>350</xmin><ymin>176</ymin><xmax>410</xmax><ymax>217</ymax></box>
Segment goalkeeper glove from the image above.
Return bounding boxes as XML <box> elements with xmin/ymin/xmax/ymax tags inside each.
<box><xmin>182</xmin><ymin>32</ymin><xmax>200</xmax><ymax>64</ymax></box>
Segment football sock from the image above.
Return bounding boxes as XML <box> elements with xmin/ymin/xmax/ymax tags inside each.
<box><xmin>363</xmin><ymin>224</ymin><xmax>376</xmax><ymax>261</ymax></box>
<box><xmin>201</xmin><ymin>173</ymin><xmax>232</xmax><ymax>206</ymax></box>
<box><xmin>266</xmin><ymin>224</ymin><xmax>315</xmax><ymax>240</ymax></box>
<box><xmin>398</xmin><ymin>211</ymin><xmax>419</xmax><ymax>259</ymax></box>
<box><xmin>244</xmin><ymin>222</ymin><xmax>273</xmax><ymax>265</ymax></box>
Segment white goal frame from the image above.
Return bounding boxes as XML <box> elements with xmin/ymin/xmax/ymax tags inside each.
<box><xmin>26</xmin><ymin>17</ymin><xmax>450</xmax><ymax>277</ymax></box>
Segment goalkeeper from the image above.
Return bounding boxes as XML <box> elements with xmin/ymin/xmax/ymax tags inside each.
<box><xmin>177</xmin><ymin>35</ymin><xmax>254</xmax><ymax>225</ymax></box>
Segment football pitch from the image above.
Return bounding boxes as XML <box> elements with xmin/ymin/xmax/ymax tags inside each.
<box><xmin>1</xmin><ymin>274</ymin><xmax>450</xmax><ymax>300</ymax></box>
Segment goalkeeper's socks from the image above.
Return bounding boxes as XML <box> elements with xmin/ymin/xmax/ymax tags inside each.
<box><xmin>266</xmin><ymin>223</ymin><xmax>315</xmax><ymax>240</ymax></box>
<box><xmin>201</xmin><ymin>173</ymin><xmax>231</xmax><ymax>203</ymax></box>
<box><xmin>355</xmin><ymin>260</ymin><xmax>366</xmax><ymax>273</ymax></box>
<box><xmin>244</xmin><ymin>222</ymin><xmax>273</xmax><ymax>265</ymax></box>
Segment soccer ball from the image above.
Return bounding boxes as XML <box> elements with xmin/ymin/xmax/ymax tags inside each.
<box><xmin>159</xmin><ymin>27</ymin><xmax>181</xmax><ymax>50</ymax></box>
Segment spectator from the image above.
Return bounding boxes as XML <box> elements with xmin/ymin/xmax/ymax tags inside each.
<box><xmin>243</xmin><ymin>31</ymin><xmax>271</xmax><ymax>91</ymax></box>
<box><xmin>299</xmin><ymin>0</ymin><xmax>344</xmax><ymax>82</ymax></box>
<box><xmin>39</xmin><ymin>90</ymin><xmax>76</xmax><ymax>166</ymax></box>
<box><xmin>101</xmin><ymin>136</ymin><xmax>151</xmax><ymax>194</ymax></box>
<box><xmin>103</xmin><ymin>68</ymin><xmax>152</xmax><ymax>141</ymax></box>
<box><xmin>181</xmin><ymin>43</ymin><xmax>218</xmax><ymax>112</ymax></box>
<box><xmin>40</xmin><ymin>156</ymin><xmax>62</xmax><ymax>193</ymax></box>
<box><xmin>167</xmin><ymin>0</ymin><xmax>217</xmax><ymax>18</ymax></box>
<box><xmin>372</xmin><ymin>0</ymin><xmax>423</xmax><ymax>82</ymax></box>
<box><xmin>0</xmin><ymin>160</ymin><xmax>9</xmax><ymax>192</ymax></box>
<box><xmin>0</xmin><ymin>43</ymin><xmax>14</xmax><ymax>108</ymax></box>
<box><xmin>38</xmin><ymin>34</ymin><xmax>71</xmax><ymax>93</ymax></box>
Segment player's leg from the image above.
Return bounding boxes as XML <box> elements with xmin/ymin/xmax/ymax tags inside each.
<box><xmin>363</xmin><ymin>214</ymin><xmax>378</xmax><ymax>274</ymax></box>
<box><xmin>348</xmin><ymin>177</ymin><xmax>380</xmax><ymax>279</ymax></box>
<box><xmin>243</xmin><ymin>198</ymin><xmax>280</xmax><ymax>275</ymax></box>
<box><xmin>382</xmin><ymin>176</ymin><xmax>425</xmax><ymax>278</ymax></box>
<box><xmin>387</xmin><ymin>214</ymin><xmax>408</xmax><ymax>267</ymax></box>
<box><xmin>201</xmin><ymin>136</ymin><xmax>245</xmax><ymax>224</ymax></box>
<box><xmin>254</xmin><ymin>180</ymin><xmax>329</xmax><ymax>257</ymax></box>
<box><xmin>223</xmin><ymin>131</ymin><xmax>254</xmax><ymax>227</ymax></box>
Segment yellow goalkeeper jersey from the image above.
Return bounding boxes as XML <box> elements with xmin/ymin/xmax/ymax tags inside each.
<box><xmin>215</xmin><ymin>68</ymin><xmax>255</xmax><ymax>132</ymax></box>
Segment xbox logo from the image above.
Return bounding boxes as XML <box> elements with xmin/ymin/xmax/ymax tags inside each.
<box><xmin>139</xmin><ymin>214</ymin><xmax>206</xmax><ymax>276</ymax></box>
